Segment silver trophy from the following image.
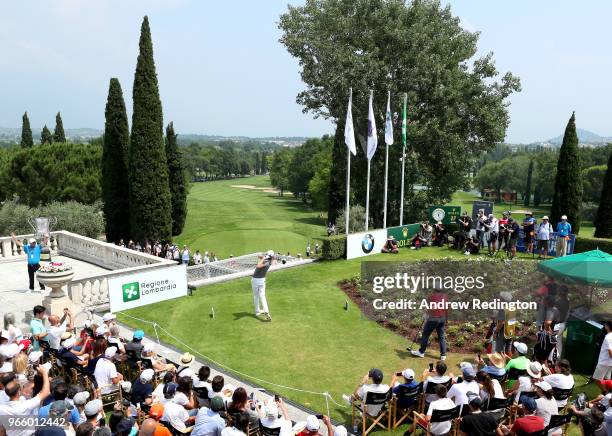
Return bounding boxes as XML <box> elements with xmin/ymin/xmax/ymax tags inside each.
<box><xmin>27</xmin><ymin>216</ymin><xmax>57</xmax><ymax>240</ymax></box>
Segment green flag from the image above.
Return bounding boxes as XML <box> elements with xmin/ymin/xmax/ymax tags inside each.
<box><xmin>401</xmin><ymin>94</ymin><xmax>407</xmax><ymax>146</ymax></box>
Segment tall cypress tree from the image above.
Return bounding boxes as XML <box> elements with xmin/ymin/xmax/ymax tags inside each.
<box><xmin>594</xmin><ymin>149</ymin><xmax>612</xmax><ymax>238</ymax></box>
<box><xmin>524</xmin><ymin>159</ymin><xmax>534</xmax><ymax>206</ymax></box>
<box><xmin>21</xmin><ymin>112</ymin><xmax>33</xmax><ymax>148</ymax></box>
<box><xmin>54</xmin><ymin>112</ymin><xmax>66</xmax><ymax>143</ymax></box>
<box><xmin>129</xmin><ymin>16</ymin><xmax>172</xmax><ymax>242</ymax></box>
<box><xmin>165</xmin><ymin>122</ymin><xmax>188</xmax><ymax>235</ymax></box>
<box><xmin>41</xmin><ymin>125</ymin><xmax>52</xmax><ymax>144</ymax></box>
<box><xmin>102</xmin><ymin>78</ymin><xmax>131</xmax><ymax>243</ymax></box>
<box><xmin>550</xmin><ymin>112</ymin><xmax>583</xmax><ymax>233</ymax></box>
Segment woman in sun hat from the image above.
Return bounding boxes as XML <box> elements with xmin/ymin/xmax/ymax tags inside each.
<box><xmin>177</xmin><ymin>352</ymin><xmax>194</xmax><ymax>374</ymax></box>
<box><xmin>510</xmin><ymin>361</ymin><xmax>542</xmax><ymax>404</ymax></box>
<box><xmin>476</xmin><ymin>352</ymin><xmax>507</xmax><ymax>378</ymax></box>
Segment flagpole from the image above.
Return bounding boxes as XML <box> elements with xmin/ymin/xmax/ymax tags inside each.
<box><xmin>383</xmin><ymin>143</ymin><xmax>389</xmax><ymax>228</ymax></box>
<box><xmin>365</xmin><ymin>159</ymin><xmax>370</xmax><ymax>231</ymax></box>
<box><xmin>400</xmin><ymin>93</ymin><xmax>407</xmax><ymax>226</ymax></box>
<box><xmin>346</xmin><ymin>150</ymin><xmax>351</xmax><ymax>236</ymax></box>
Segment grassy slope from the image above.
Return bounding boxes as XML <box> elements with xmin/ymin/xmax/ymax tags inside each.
<box><xmin>122</xmin><ymin>178</ymin><xmax>597</xmax><ymax>435</ymax></box>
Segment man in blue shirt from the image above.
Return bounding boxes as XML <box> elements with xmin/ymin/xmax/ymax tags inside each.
<box><xmin>11</xmin><ymin>233</ymin><xmax>46</xmax><ymax>293</ymax></box>
<box><xmin>11</xmin><ymin>233</ymin><xmax>45</xmax><ymax>293</ymax></box>
<box><xmin>555</xmin><ymin>215</ymin><xmax>572</xmax><ymax>257</ymax></box>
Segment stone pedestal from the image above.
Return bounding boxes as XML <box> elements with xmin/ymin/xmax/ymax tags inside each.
<box><xmin>37</xmin><ymin>269</ymin><xmax>76</xmax><ymax>314</ymax></box>
<box><xmin>42</xmin><ymin>294</ymin><xmax>76</xmax><ymax>316</ymax></box>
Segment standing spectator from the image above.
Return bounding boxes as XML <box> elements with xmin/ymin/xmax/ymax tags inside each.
<box><xmin>486</xmin><ymin>214</ymin><xmax>499</xmax><ymax>255</ymax></box>
<box><xmin>11</xmin><ymin>233</ymin><xmax>46</xmax><ymax>293</ymax></box>
<box><xmin>555</xmin><ymin>215</ymin><xmax>572</xmax><ymax>257</ymax></box>
<box><xmin>3</xmin><ymin>313</ymin><xmax>24</xmax><ymax>344</ymax></box>
<box><xmin>181</xmin><ymin>246</ymin><xmax>190</xmax><ymax>265</ymax></box>
<box><xmin>522</xmin><ymin>212</ymin><xmax>536</xmax><ymax>255</ymax></box>
<box><xmin>594</xmin><ymin>321</ymin><xmax>612</xmax><ymax>383</ymax></box>
<box><xmin>30</xmin><ymin>305</ymin><xmax>49</xmax><ymax>351</ymax></box>
<box><xmin>506</xmin><ymin>217</ymin><xmax>520</xmax><ymax>259</ymax></box>
<box><xmin>194</xmin><ymin>251</ymin><xmax>203</xmax><ymax>265</ymax></box>
<box><xmin>536</xmin><ymin>216</ymin><xmax>553</xmax><ymax>259</ymax></box>
<box><xmin>475</xmin><ymin>209</ymin><xmax>487</xmax><ymax>248</ymax></box>
<box><xmin>135</xmin><ymin>242</ymin><xmax>143</xmax><ymax>252</ymax></box>
<box><xmin>204</xmin><ymin>252</ymin><xmax>210</xmax><ymax>264</ymax></box>
<box><xmin>172</xmin><ymin>247</ymin><xmax>180</xmax><ymax>264</ymax></box>
<box><xmin>192</xmin><ymin>396</ymin><xmax>227</xmax><ymax>436</ymax></box>
<box><xmin>554</xmin><ymin>287</ymin><xmax>570</xmax><ymax>358</ymax></box>
<box><xmin>411</xmin><ymin>288</ymin><xmax>448</xmax><ymax>360</ymax></box>
<box><xmin>46</xmin><ymin>309</ymin><xmax>74</xmax><ymax>351</ymax></box>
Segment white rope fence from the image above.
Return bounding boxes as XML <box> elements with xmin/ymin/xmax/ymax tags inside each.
<box><xmin>117</xmin><ymin>312</ymin><xmax>349</xmax><ymax>416</ymax></box>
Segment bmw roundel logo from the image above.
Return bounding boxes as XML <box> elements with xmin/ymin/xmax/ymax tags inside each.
<box><xmin>361</xmin><ymin>233</ymin><xmax>375</xmax><ymax>254</ymax></box>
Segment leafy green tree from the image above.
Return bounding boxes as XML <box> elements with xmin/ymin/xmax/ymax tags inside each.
<box><xmin>102</xmin><ymin>78</ymin><xmax>131</xmax><ymax>243</ymax></box>
<box><xmin>21</xmin><ymin>112</ymin><xmax>33</xmax><ymax>148</ymax></box>
<box><xmin>550</xmin><ymin>112</ymin><xmax>583</xmax><ymax>233</ymax></box>
<box><xmin>533</xmin><ymin>151</ymin><xmax>558</xmax><ymax>206</ymax></box>
<box><xmin>582</xmin><ymin>165</ymin><xmax>607</xmax><ymax>203</ymax></box>
<box><xmin>288</xmin><ymin>136</ymin><xmax>333</xmax><ymax>200</ymax></box>
<box><xmin>41</xmin><ymin>125</ymin><xmax>52</xmax><ymax>144</ymax></box>
<box><xmin>524</xmin><ymin>159</ymin><xmax>533</xmax><ymax>206</ymax></box>
<box><xmin>594</xmin><ymin>149</ymin><xmax>612</xmax><ymax>238</ymax></box>
<box><xmin>309</xmin><ymin>146</ymin><xmax>332</xmax><ymax>210</ymax></box>
<box><xmin>165</xmin><ymin>122</ymin><xmax>188</xmax><ymax>236</ymax></box>
<box><xmin>1</xmin><ymin>143</ymin><xmax>102</xmax><ymax>205</ymax></box>
<box><xmin>269</xmin><ymin>148</ymin><xmax>293</xmax><ymax>196</ymax></box>
<box><xmin>54</xmin><ymin>112</ymin><xmax>66</xmax><ymax>143</ymax></box>
<box><xmin>260</xmin><ymin>151</ymin><xmax>268</xmax><ymax>174</ymax></box>
<box><xmin>254</xmin><ymin>152</ymin><xmax>261</xmax><ymax>174</ymax></box>
<box><xmin>279</xmin><ymin>0</ymin><xmax>520</xmax><ymax>225</ymax></box>
<box><xmin>129</xmin><ymin>16</ymin><xmax>172</xmax><ymax>242</ymax></box>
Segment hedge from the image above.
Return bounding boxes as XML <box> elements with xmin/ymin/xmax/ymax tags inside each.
<box><xmin>323</xmin><ymin>235</ymin><xmax>346</xmax><ymax>259</ymax></box>
<box><xmin>573</xmin><ymin>236</ymin><xmax>612</xmax><ymax>254</ymax></box>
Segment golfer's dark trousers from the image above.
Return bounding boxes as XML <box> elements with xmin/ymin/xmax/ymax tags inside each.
<box><xmin>28</xmin><ymin>263</ymin><xmax>45</xmax><ymax>290</ymax></box>
<box><xmin>419</xmin><ymin>317</ymin><xmax>447</xmax><ymax>355</ymax></box>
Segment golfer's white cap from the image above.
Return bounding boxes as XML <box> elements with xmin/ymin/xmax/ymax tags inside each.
<box><xmin>561</xmin><ymin>215</ymin><xmax>567</xmax><ymax>220</ymax></box>
<box><xmin>28</xmin><ymin>238</ymin><xmax>36</xmax><ymax>244</ymax></box>
<box><xmin>266</xmin><ymin>250</ymin><xmax>275</xmax><ymax>256</ymax></box>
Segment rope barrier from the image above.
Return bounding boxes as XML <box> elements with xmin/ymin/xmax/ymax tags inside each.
<box><xmin>117</xmin><ymin>312</ymin><xmax>349</xmax><ymax>409</ymax></box>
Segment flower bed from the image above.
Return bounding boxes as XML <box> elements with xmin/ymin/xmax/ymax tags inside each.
<box><xmin>38</xmin><ymin>262</ymin><xmax>72</xmax><ymax>273</ymax></box>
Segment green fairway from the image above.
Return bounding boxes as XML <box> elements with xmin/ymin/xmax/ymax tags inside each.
<box><xmin>174</xmin><ymin>176</ymin><xmax>327</xmax><ymax>258</ymax></box>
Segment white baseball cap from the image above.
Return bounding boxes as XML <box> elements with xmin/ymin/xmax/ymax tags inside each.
<box><xmin>265</xmin><ymin>402</ymin><xmax>279</xmax><ymax>419</ymax></box>
<box><xmin>105</xmin><ymin>347</ymin><xmax>117</xmax><ymax>359</ymax></box>
<box><xmin>28</xmin><ymin>350</ymin><xmax>43</xmax><ymax>363</ymax></box>
<box><xmin>0</xmin><ymin>330</ymin><xmax>10</xmax><ymax>340</ymax></box>
<box><xmin>102</xmin><ymin>313</ymin><xmax>116</xmax><ymax>322</ymax></box>
<box><xmin>140</xmin><ymin>369</ymin><xmax>155</xmax><ymax>382</ymax></box>
<box><xmin>179</xmin><ymin>368</ymin><xmax>195</xmax><ymax>379</ymax></box>
<box><xmin>62</xmin><ymin>337</ymin><xmax>76</xmax><ymax>349</ymax></box>
<box><xmin>95</xmin><ymin>326</ymin><xmax>107</xmax><ymax>336</ymax></box>
<box><xmin>513</xmin><ymin>341</ymin><xmax>528</xmax><ymax>355</ymax></box>
<box><xmin>142</xmin><ymin>343</ymin><xmax>154</xmax><ymax>353</ymax></box>
<box><xmin>83</xmin><ymin>320</ymin><xmax>93</xmax><ymax>328</ymax></box>
<box><xmin>73</xmin><ymin>391</ymin><xmax>90</xmax><ymax>406</ymax></box>
<box><xmin>266</xmin><ymin>250</ymin><xmax>275</xmax><ymax>256</ymax></box>
<box><xmin>306</xmin><ymin>415</ymin><xmax>320</xmax><ymax>431</ymax></box>
<box><xmin>28</xmin><ymin>238</ymin><xmax>36</xmax><ymax>244</ymax></box>
<box><xmin>334</xmin><ymin>426</ymin><xmax>348</xmax><ymax>436</ymax></box>
<box><xmin>402</xmin><ymin>369</ymin><xmax>415</xmax><ymax>380</ymax></box>
<box><xmin>1</xmin><ymin>343</ymin><xmax>23</xmax><ymax>358</ymax></box>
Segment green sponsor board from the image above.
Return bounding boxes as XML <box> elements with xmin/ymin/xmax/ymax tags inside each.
<box><xmin>387</xmin><ymin>224</ymin><xmax>421</xmax><ymax>248</ymax></box>
<box><xmin>122</xmin><ymin>282</ymin><xmax>141</xmax><ymax>302</ymax></box>
<box><xmin>429</xmin><ymin>205</ymin><xmax>462</xmax><ymax>225</ymax></box>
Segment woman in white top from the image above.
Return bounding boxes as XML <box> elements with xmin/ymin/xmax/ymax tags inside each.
<box><xmin>533</xmin><ymin>381</ymin><xmax>559</xmax><ymax>434</ymax></box>
<box><xmin>543</xmin><ymin>359</ymin><xmax>574</xmax><ymax>408</ymax></box>
<box><xmin>511</xmin><ymin>361</ymin><xmax>542</xmax><ymax>403</ymax></box>
<box><xmin>152</xmin><ymin>371</ymin><xmax>176</xmax><ymax>403</ymax></box>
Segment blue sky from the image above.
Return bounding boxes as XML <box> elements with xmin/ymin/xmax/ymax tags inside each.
<box><xmin>0</xmin><ymin>1</ymin><xmax>610</xmax><ymax>143</ymax></box>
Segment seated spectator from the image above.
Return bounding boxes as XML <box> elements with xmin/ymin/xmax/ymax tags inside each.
<box><xmin>94</xmin><ymin>347</ymin><xmax>123</xmax><ymax>392</ymax></box>
<box><xmin>476</xmin><ymin>352</ymin><xmax>507</xmax><ymax>379</ymax></box>
<box><xmin>138</xmin><ymin>418</ymin><xmax>158</xmax><ymax>436</ymax></box>
<box><xmin>141</xmin><ymin>343</ymin><xmax>168</xmax><ymax>373</ymax></box>
<box><xmin>131</xmin><ymin>369</ymin><xmax>155</xmax><ymax>409</ymax></box>
<box><xmin>296</xmin><ymin>415</ymin><xmax>325</xmax><ymax>436</ymax></box>
<box><xmin>344</xmin><ymin>368</ymin><xmax>390</xmax><ymax>416</ymax></box>
<box><xmin>570</xmin><ymin>402</ymin><xmax>607</xmax><ymax>436</ymax></box>
<box><xmin>125</xmin><ymin>330</ymin><xmax>145</xmax><ymax>361</ymax></box>
<box><xmin>116</xmin><ymin>417</ymin><xmax>139</xmax><ymax>436</ymax></box>
<box><xmin>222</xmin><ymin>412</ymin><xmax>249</xmax><ymax>436</ymax></box>
<box><xmin>162</xmin><ymin>382</ymin><xmax>196</xmax><ymax>432</ymax></box>
<box><xmin>422</xmin><ymin>361</ymin><xmax>453</xmax><ymax>404</ymax></box>
<box><xmin>209</xmin><ymin>375</ymin><xmax>225</xmax><ymax>399</ymax></box>
<box><xmin>381</xmin><ymin>236</ymin><xmax>399</xmax><ymax>254</ymax></box>
<box><xmin>464</xmin><ymin>235</ymin><xmax>480</xmax><ymax>255</ymax></box>
<box><xmin>447</xmin><ymin>364</ymin><xmax>479</xmax><ymax>413</ymax></box>
<box><xmin>543</xmin><ymin>358</ymin><xmax>574</xmax><ymax>409</ymax></box>
<box><xmin>432</xmin><ymin>222</ymin><xmax>448</xmax><ymax>247</ymax></box>
<box><xmin>38</xmin><ymin>380</ymin><xmax>83</xmax><ymax>427</ymax></box>
<box><xmin>410</xmin><ymin>223</ymin><xmax>433</xmax><ymax>249</ymax></box>
<box><xmin>0</xmin><ymin>364</ymin><xmax>50</xmax><ymax>418</ymax></box>
<box><xmin>176</xmin><ymin>353</ymin><xmax>195</xmax><ymax>376</ymax></box>
<box><xmin>476</xmin><ymin>371</ymin><xmax>504</xmax><ymax>404</ymax></box>
<box><xmin>411</xmin><ymin>385</ymin><xmax>456</xmax><ymax>436</ymax></box>
<box><xmin>76</xmin><ymin>422</ymin><xmax>95</xmax><ymax>436</ymax></box>
<box><xmin>59</xmin><ymin>337</ymin><xmax>87</xmax><ymax>368</ymax></box>
<box><xmin>509</xmin><ymin>361</ymin><xmax>541</xmax><ymax>404</ymax></box>
<box><xmin>390</xmin><ymin>368</ymin><xmax>420</xmax><ymax>409</ymax></box>
<box><xmin>72</xmin><ymin>391</ymin><xmax>91</xmax><ymax>424</ymax></box>
<box><xmin>193</xmin><ymin>396</ymin><xmax>227</xmax><ymax>436</ymax></box>
<box><xmin>259</xmin><ymin>398</ymin><xmax>292</xmax><ymax>436</ymax></box>
<box><xmin>73</xmin><ymin>323</ymin><xmax>94</xmax><ymax>357</ymax></box>
<box><xmin>148</xmin><ymin>403</ymin><xmax>172</xmax><ymax>436</ymax></box>
<box><xmin>107</xmin><ymin>325</ymin><xmax>125</xmax><ymax>354</ymax></box>
<box><xmin>153</xmin><ymin>372</ymin><xmax>176</xmax><ymax>403</ymax></box>
<box><xmin>505</xmin><ymin>341</ymin><xmax>530</xmax><ymax>388</ymax></box>
<box><xmin>37</xmin><ymin>400</ymin><xmax>76</xmax><ymax>436</ymax></box>
<box><xmin>458</xmin><ymin>392</ymin><xmax>500</xmax><ymax>436</ymax></box>
<box><xmin>500</xmin><ymin>397</ymin><xmax>544</xmax><ymax>435</ymax></box>
<box><xmin>12</xmin><ymin>350</ymin><xmax>28</xmax><ymax>383</ymax></box>
<box><xmin>227</xmin><ymin>387</ymin><xmax>261</xmax><ymax>430</ymax></box>
<box><xmin>589</xmin><ymin>378</ymin><xmax>612</xmax><ymax>409</ymax></box>
<box><xmin>532</xmin><ymin>381</ymin><xmax>558</xmax><ymax>431</ymax></box>
<box><xmin>46</xmin><ymin>309</ymin><xmax>74</xmax><ymax>351</ymax></box>
<box><xmin>175</xmin><ymin>375</ymin><xmax>198</xmax><ymax>412</ymax></box>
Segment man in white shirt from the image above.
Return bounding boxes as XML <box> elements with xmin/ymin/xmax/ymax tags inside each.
<box><xmin>411</xmin><ymin>384</ymin><xmax>456</xmax><ymax>436</ymax></box>
<box><xmin>347</xmin><ymin>368</ymin><xmax>390</xmax><ymax>417</ymax></box>
<box><xmin>447</xmin><ymin>364</ymin><xmax>479</xmax><ymax>412</ymax></box>
<box><xmin>543</xmin><ymin>359</ymin><xmax>575</xmax><ymax>408</ymax></box>
<box><xmin>422</xmin><ymin>361</ymin><xmax>453</xmax><ymax>404</ymax></box>
<box><xmin>192</xmin><ymin>396</ymin><xmax>227</xmax><ymax>436</ymax></box>
<box><xmin>46</xmin><ymin>308</ymin><xmax>74</xmax><ymax>350</ymax></box>
<box><xmin>594</xmin><ymin>321</ymin><xmax>612</xmax><ymax>381</ymax></box>
<box><xmin>536</xmin><ymin>216</ymin><xmax>553</xmax><ymax>259</ymax></box>
<box><xmin>0</xmin><ymin>364</ymin><xmax>51</xmax><ymax>436</ymax></box>
<box><xmin>162</xmin><ymin>382</ymin><xmax>196</xmax><ymax>431</ymax></box>
<box><xmin>94</xmin><ymin>347</ymin><xmax>123</xmax><ymax>392</ymax></box>
<box><xmin>259</xmin><ymin>399</ymin><xmax>292</xmax><ymax>436</ymax></box>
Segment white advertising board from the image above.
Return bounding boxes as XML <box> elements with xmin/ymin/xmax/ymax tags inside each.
<box><xmin>108</xmin><ymin>265</ymin><xmax>188</xmax><ymax>312</ymax></box>
<box><xmin>346</xmin><ymin>229</ymin><xmax>387</xmax><ymax>260</ymax></box>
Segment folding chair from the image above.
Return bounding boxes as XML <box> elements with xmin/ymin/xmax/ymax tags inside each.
<box><xmin>99</xmin><ymin>384</ymin><xmax>123</xmax><ymax>411</ymax></box>
<box><xmin>523</xmin><ymin>430</ymin><xmax>546</xmax><ymax>436</ymax></box>
<box><xmin>552</xmin><ymin>387</ymin><xmax>573</xmax><ymax>413</ymax></box>
<box><xmin>545</xmin><ymin>413</ymin><xmax>572</xmax><ymax>436</ymax></box>
<box><xmin>483</xmin><ymin>397</ymin><xmax>512</xmax><ymax>424</ymax></box>
<box><xmin>418</xmin><ymin>379</ymin><xmax>453</xmax><ymax>413</ymax></box>
<box><xmin>258</xmin><ymin>421</ymin><xmax>281</xmax><ymax>436</ymax></box>
<box><xmin>412</xmin><ymin>405</ymin><xmax>460</xmax><ymax>436</ymax></box>
<box><xmin>351</xmin><ymin>389</ymin><xmax>393</xmax><ymax>436</ymax></box>
<box><xmin>391</xmin><ymin>383</ymin><xmax>422</xmax><ymax>428</ymax></box>
<box><xmin>194</xmin><ymin>385</ymin><xmax>210</xmax><ymax>408</ymax></box>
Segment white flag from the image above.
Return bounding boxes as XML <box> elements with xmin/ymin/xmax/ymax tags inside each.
<box><xmin>366</xmin><ymin>90</ymin><xmax>378</xmax><ymax>160</ymax></box>
<box><xmin>384</xmin><ymin>91</ymin><xmax>393</xmax><ymax>146</ymax></box>
<box><xmin>344</xmin><ymin>90</ymin><xmax>356</xmax><ymax>155</ymax></box>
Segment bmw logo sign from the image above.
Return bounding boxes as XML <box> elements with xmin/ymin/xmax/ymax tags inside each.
<box><xmin>361</xmin><ymin>233</ymin><xmax>375</xmax><ymax>254</ymax></box>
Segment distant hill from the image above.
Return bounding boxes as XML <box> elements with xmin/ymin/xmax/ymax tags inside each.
<box><xmin>548</xmin><ymin>128</ymin><xmax>612</xmax><ymax>146</ymax></box>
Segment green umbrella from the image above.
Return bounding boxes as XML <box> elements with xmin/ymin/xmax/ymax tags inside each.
<box><xmin>537</xmin><ymin>249</ymin><xmax>612</xmax><ymax>308</ymax></box>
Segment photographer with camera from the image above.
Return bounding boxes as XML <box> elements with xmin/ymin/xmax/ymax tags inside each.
<box><xmin>453</xmin><ymin>212</ymin><xmax>472</xmax><ymax>250</ymax></box>
<box><xmin>432</xmin><ymin>221</ymin><xmax>448</xmax><ymax>247</ymax></box>
<box><xmin>251</xmin><ymin>250</ymin><xmax>276</xmax><ymax>321</ymax></box>
<box><xmin>475</xmin><ymin>209</ymin><xmax>487</xmax><ymax>248</ymax></box>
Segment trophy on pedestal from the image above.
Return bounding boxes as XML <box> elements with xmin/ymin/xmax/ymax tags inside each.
<box><xmin>27</xmin><ymin>216</ymin><xmax>57</xmax><ymax>262</ymax></box>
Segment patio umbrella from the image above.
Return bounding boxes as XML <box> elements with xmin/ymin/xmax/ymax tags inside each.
<box><xmin>537</xmin><ymin>249</ymin><xmax>612</xmax><ymax>308</ymax></box>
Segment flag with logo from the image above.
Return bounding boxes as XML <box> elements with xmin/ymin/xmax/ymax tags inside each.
<box><xmin>366</xmin><ymin>91</ymin><xmax>378</xmax><ymax>160</ymax></box>
<box><xmin>401</xmin><ymin>94</ymin><xmax>407</xmax><ymax>146</ymax></box>
<box><xmin>384</xmin><ymin>91</ymin><xmax>393</xmax><ymax>146</ymax></box>
<box><xmin>345</xmin><ymin>90</ymin><xmax>356</xmax><ymax>155</ymax></box>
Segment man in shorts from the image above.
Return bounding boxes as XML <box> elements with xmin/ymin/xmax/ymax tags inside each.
<box><xmin>594</xmin><ymin>321</ymin><xmax>612</xmax><ymax>382</ymax></box>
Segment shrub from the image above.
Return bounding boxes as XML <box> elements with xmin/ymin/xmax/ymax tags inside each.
<box><xmin>388</xmin><ymin>319</ymin><xmax>401</xmax><ymax>330</ymax></box>
<box><xmin>447</xmin><ymin>325</ymin><xmax>460</xmax><ymax>337</ymax></box>
<box><xmin>455</xmin><ymin>337</ymin><xmax>465</xmax><ymax>347</ymax></box>
<box><xmin>322</xmin><ymin>235</ymin><xmax>346</xmax><ymax>259</ymax></box>
<box><xmin>472</xmin><ymin>343</ymin><xmax>484</xmax><ymax>353</ymax></box>
<box><xmin>574</xmin><ymin>236</ymin><xmax>612</xmax><ymax>254</ymax></box>
<box><xmin>461</xmin><ymin>322</ymin><xmax>476</xmax><ymax>333</ymax></box>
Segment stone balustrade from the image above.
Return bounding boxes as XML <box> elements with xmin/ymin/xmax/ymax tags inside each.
<box><xmin>0</xmin><ymin>232</ymin><xmax>59</xmax><ymax>260</ymax></box>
